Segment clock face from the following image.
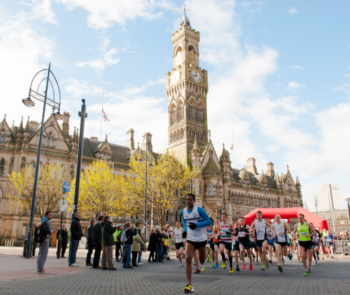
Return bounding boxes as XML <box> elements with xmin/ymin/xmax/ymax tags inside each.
<box><xmin>192</xmin><ymin>70</ymin><xmax>201</xmax><ymax>82</ymax></box>
<box><xmin>171</xmin><ymin>71</ymin><xmax>180</xmax><ymax>85</ymax></box>
<box><xmin>176</xmin><ymin>52</ymin><xmax>182</xmax><ymax>66</ymax></box>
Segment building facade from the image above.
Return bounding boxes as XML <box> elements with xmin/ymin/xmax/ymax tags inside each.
<box><xmin>0</xmin><ymin>10</ymin><xmax>303</xmax><ymax>245</ymax></box>
<box><xmin>312</xmin><ymin>210</ymin><xmax>350</xmax><ymax>234</ymax></box>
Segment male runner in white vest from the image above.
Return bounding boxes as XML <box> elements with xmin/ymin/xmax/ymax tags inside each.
<box><xmin>181</xmin><ymin>193</ymin><xmax>212</xmax><ymax>294</ymax></box>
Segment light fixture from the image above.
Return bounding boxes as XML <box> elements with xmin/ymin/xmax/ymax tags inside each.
<box><xmin>22</xmin><ymin>97</ymin><xmax>35</xmax><ymax>107</ymax></box>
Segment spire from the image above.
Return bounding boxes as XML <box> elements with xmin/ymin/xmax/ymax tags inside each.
<box><xmin>193</xmin><ymin>137</ymin><xmax>199</xmax><ymax>150</ymax></box>
<box><xmin>180</xmin><ymin>4</ymin><xmax>191</xmax><ymax>28</ymax></box>
<box><xmin>72</xmin><ymin>127</ymin><xmax>78</xmax><ymax>143</ymax></box>
<box><xmin>18</xmin><ymin>117</ymin><xmax>24</xmax><ymax>133</ymax></box>
<box><xmin>296</xmin><ymin>176</ymin><xmax>300</xmax><ymax>186</ymax></box>
<box><xmin>25</xmin><ymin>116</ymin><xmax>30</xmax><ymax>132</ymax></box>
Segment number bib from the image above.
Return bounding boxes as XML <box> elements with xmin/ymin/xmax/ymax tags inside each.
<box><xmin>278</xmin><ymin>234</ymin><xmax>286</xmax><ymax>243</ymax></box>
<box><xmin>239</xmin><ymin>232</ymin><xmax>246</xmax><ymax>238</ymax></box>
<box><xmin>257</xmin><ymin>229</ymin><xmax>265</xmax><ymax>240</ymax></box>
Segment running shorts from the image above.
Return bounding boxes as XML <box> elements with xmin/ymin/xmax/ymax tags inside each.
<box><xmin>326</xmin><ymin>242</ymin><xmax>333</xmax><ymax>248</ymax></box>
<box><xmin>209</xmin><ymin>242</ymin><xmax>215</xmax><ymax>251</ymax></box>
<box><xmin>233</xmin><ymin>242</ymin><xmax>240</xmax><ymax>252</ymax></box>
<box><xmin>276</xmin><ymin>241</ymin><xmax>288</xmax><ymax>247</ymax></box>
<box><xmin>298</xmin><ymin>241</ymin><xmax>314</xmax><ymax>250</ymax></box>
<box><xmin>239</xmin><ymin>241</ymin><xmax>251</xmax><ymax>250</ymax></box>
<box><xmin>175</xmin><ymin>242</ymin><xmax>184</xmax><ymax>250</ymax></box>
<box><xmin>219</xmin><ymin>241</ymin><xmax>232</xmax><ymax>251</ymax></box>
<box><xmin>256</xmin><ymin>239</ymin><xmax>267</xmax><ymax>247</ymax></box>
<box><xmin>186</xmin><ymin>240</ymin><xmax>207</xmax><ymax>250</ymax></box>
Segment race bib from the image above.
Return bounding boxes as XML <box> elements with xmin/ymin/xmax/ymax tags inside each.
<box><xmin>257</xmin><ymin>229</ymin><xmax>265</xmax><ymax>240</ymax></box>
<box><xmin>215</xmin><ymin>234</ymin><xmax>219</xmax><ymax>239</ymax></box>
<box><xmin>250</xmin><ymin>236</ymin><xmax>254</xmax><ymax>242</ymax></box>
<box><xmin>239</xmin><ymin>232</ymin><xmax>246</xmax><ymax>237</ymax></box>
<box><xmin>300</xmin><ymin>232</ymin><xmax>307</xmax><ymax>236</ymax></box>
<box><xmin>278</xmin><ymin>234</ymin><xmax>286</xmax><ymax>242</ymax></box>
<box><xmin>176</xmin><ymin>233</ymin><xmax>181</xmax><ymax>239</ymax></box>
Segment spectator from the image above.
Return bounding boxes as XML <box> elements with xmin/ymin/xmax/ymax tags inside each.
<box><xmin>122</xmin><ymin>222</ymin><xmax>134</xmax><ymax>269</ymax></box>
<box><xmin>155</xmin><ymin>226</ymin><xmax>164</xmax><ymax>262</ymax></box>
<box><xmin>101</xmin><ymin>216</ymin><xmax>117</xmax><ymax>270</ymax></box>
<box><xmin>138</xmin><ymin>233</ymin><xmax>146</xmax><ymax>265</ymax></box>
<box><xmin>32</xmin><ymin>223</ymin><xmax>40</xmax><ymax>257</ymax></box>
<box><xmin>86</xmin><ymin>219</ymin><xmax>95</xmax><ymax>266</ymax></box>
<box><xmin>93</xmin><ymin>215</ymin><xmax>104</xmax><ymax>269</ymax></box>
<box><xmin>132</xmin><ymin>229</ymin><xmax>145</xmax><ymax>267</ymax></box>
<box><xmin>114</xmin><ymin>224</ymin><xmax>122</xmax><ymax>262</ymax></box>
<box><xmin>148</xmin><ymin>228</ymin><xmax>157</xmax><ymax>263</ymax></box>
<box><xmin>37</xmin><ymin>211</ymin><xmax>53</xmax><ymax>273</ymax></box>
<box><xmin>56</xmin><ymin>224</ymin><xmax>69</xmax><ymax>258</ymax></box>
<box><xmin>69</xmin><ymin>212</ymin><xmax>83</xmax><ymax>267</ymax></box>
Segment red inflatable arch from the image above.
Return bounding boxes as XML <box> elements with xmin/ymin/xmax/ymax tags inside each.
<box><xmin>244</xmin><ymin>207</ymin><xmax>329</xmax><ymax>231</ymax></box>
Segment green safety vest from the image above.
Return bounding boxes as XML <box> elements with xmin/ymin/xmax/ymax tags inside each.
<box><xmin>114</xmin><ymin>230</ymin><xmax>121</xmax><ymax>242</ymax></box>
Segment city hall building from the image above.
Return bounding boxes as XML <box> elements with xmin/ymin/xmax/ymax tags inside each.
<box><xmin>0</xmin><ymin>11</ymin><xmax>302</xmax><ymax>245</ymax></box>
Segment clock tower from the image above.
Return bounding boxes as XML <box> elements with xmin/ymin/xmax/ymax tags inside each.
<box><xmin>166</xmin><ymin>9</ymin><xmax>209</xmax><ymax>164</ymax></box>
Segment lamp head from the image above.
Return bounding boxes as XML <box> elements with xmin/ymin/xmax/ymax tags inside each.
<box><xmin>22</xmin><ymin>97</ymin><xmax>35</xmax><ymax>107</ymax></box>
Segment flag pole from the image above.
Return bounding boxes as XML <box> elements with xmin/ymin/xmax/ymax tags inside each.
<box><xmin>100</xmin><ymin>89</ymin><xmax>104</xmax><ymax>141</ymax></box>
<box><xmin>232</xmin><ymin>128</ymin><xmax>235</xmax><ymax>168</ymax></box>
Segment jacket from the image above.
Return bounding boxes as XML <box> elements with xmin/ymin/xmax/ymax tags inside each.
<box><xmin>148</xmin><ymin>233</ymin><xmax>157</xmax><ymax>251</ymax></box>
<box><xmin>155</xmin><ymin>230</ymin><xmax>164</xmax><ymax>243</ymax></box>
<box><xmin>87</xmin><ymin>225</ymin><xmax>94</xmax><ymax>242</ymax></box>
<box><xmin>123</xmin><ymin>227</ymin><xmax>134</xmax><ymax>245</ymax></box>
<box><xmin>56</xmin><ymin>228</ymin><xmax>69</xmax><ymax>242</ymax></box>
<box><xmin>131</xmin><ymin>234</ymin><xmax>145</xmax><ymax>252</ymax></box>
<box><xmin>113</xmin><ymin>229</ymin><xmax>121</xmax><ymax>243</ymax></box>
<box><xmin>70</xmin><ymin>217</ymin><xmax>83</xmax><ymax>241</ymax></box>
<box><xmin>93</xmin><ymin>221</ymin><xmax>102</xmax><ymax>242</ymax></box>
<box><xmin>102</xmin><ymin>222</ymin><xmax>117</xmax><ymax>247</ymax></box>
<box><xmin>40</xmin><ymin>217</ymin><xmax>52</xmax><ymax>242</ymax></box>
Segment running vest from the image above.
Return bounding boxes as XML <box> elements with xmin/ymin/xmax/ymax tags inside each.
<box><xmin>313</xmin><ymin>234</ymin><xmax>319</xmax><ymax>244</ymax></box>
<box><xmin>297</xmin><ymin>222</ymin><xmax>311</xmax><ymax>242</ymax></box>
<box><xmin>255</xmin><ymin>219</ymin><xmax>266</xmax><ymax>241</ymax></box>
<box><xmin>238</xmin><ymin>224</ymin><xmax>250</xmax><ymax>243</ymax></box>
<box><xmin>274</xmin><ymin>222</ymin><xmax>286</xmax><ymax>243</ymax></box>
<box><xmin>207</xmin><ymin>228</ymin><xmax>213</xmax><ymax>240</ymax></box>
<box><xmin>182</xmin><ymin>206</ymin><xmax>207</xmax><ymax>242</ymax></box>
<box><xmin>174</xmin><ymin>228</ymin><xmax>183</xmax><ymax>243</ymax></box>
<box><xmin>214</xmin><ymin>225</ymin><xmax>220</xmax><ymax>242</ymax></box>
<box><xmin>220</xmin><ymin>222</ymin><xmax>232</xmax><ymax>242</ymax></box>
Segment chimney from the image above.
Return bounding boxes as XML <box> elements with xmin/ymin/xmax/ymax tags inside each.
<box><xmin>126</xmin><ymin>129</ymin><xmax>135</xmax><ymax>150</ymax></box>
<box><xmin>246</xmin><ymin>157</ymin><xmax>258</xmax><ymax>175</ymax></box>
<box><xmin>142</xmin><ymin>132</ymin><xmax>153</xmax><ymax>153</ymax></box>
<box><xmin>90</xmin><ymin>136</ymin><xmax>98</xmax><ymax>140</ymax></box>
<box><xmin>29</xmin><ymin>120</ymin><xmax>40</xmax><ymax>131</ymax></box>
<box><xmin>61</xmin><ymin>112</ymin><xmax>70</xmax><ymax>137</ymax></box>
<box><xmin>266</xmin><ymin>162</ymin><xmax>275</xmax><ymax>178</ymax></box>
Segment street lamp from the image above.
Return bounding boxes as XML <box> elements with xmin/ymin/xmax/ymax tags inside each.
<box><xmin>345</xmin><ymin>198</ymin><xmax>350</xmax><ymax>223</ymax></box>
<box><xmin>23</xmin><ymin>63</ymin><xmax>63</xmax><ymax>259</ymax></box>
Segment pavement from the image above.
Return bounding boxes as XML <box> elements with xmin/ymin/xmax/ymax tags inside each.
<box><xmin>0</xmin><ymin>247</ymin><xmax>350</xmax><ymax>295</ymax></box>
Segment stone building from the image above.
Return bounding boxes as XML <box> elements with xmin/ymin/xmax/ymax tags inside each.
<box><xmin>0</xmin><ymin>10</ymin><xmax>302</xmax><ymax>245</ymax></box>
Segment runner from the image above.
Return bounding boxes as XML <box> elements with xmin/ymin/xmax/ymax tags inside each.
<box><xmin>250</xmin><ymin>211</ymin><xmax>271</xmax><ymax>271</ymax></box>
<box><xmin>267</xmin><ymin>227</ymin><xmax>274</xmax><ymax>265</ymax></box>
<box><xmin>249</xmin><ymin>233</ymin><xmax>257</xmax><ymax>262</ymax></box>
<box><xmin>232</xmin><ymin>221</ymin><xmax>241</xmax><ymax>271</ymax></box>
<box><xmin>272</xmin><ymin>214</ymin><xmax>291</xmax><ymax>272</ymax></box>
<box><xmin>212</xmin><ymin>217</ymin><xmax>220</xmax><ymax>269</ymax></box>
<box><xmin>181</xmin><ymin>193</ymin><xmax>212</xmax><ymax>294</ymax></box>
<box><xmin>219</xmin><ymin>212</ymin><xmax>235</xmax><ymax>273</ymax></box>
<box><xmin>173</xmin><ymin>222</ymin><xmax>184</xmax><ymax>267</ymax></box>
<box><xmin>325</xmin><ymin>231</ymin><xmax>334</xmax><ymax>258</ymax></box>
<box><xmin>237</xmin><ymin>216</ymin><xmax>253</xmax><ymax>271</ymax></box>
<box><xmin>293</xmin><ymin>213</ymin><xmax>316</xmax><ymax>276</ymax></box>
<box><xmin>206</xmin><ymin>224</ymin><xmax>214</xmax><ymax>267</ymax></box>
<box><xmin>310</xmin><ymin>223</ymin><xmax>319</xmax><ymax>264</ymax></box>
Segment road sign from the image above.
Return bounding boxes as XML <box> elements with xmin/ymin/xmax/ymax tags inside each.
<box><xmin>60</xmin><ymin>199</ymin><xmax>68</xmax><ymax>212</ymax></box>
<box><xmin>62</xmin><ymin>181</ymin><xmax>71</xmax><ymax>193</ymax></box>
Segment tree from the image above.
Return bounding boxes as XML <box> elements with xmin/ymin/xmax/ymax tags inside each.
<box><xmin>127</xmin><ymin>150</ymin><xmax>199</xmax><ymax>228</ymax></box>
<box><xmin>67</xmin><ymin>160</ymin><xmax>138</xmax><ymax>218</ymax></box>
<box><xmin>8</xmin><ymin>163</ymin><xmax>70</xmax><ymax>218</ymax></box>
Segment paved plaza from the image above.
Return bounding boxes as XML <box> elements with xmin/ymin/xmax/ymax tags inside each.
<box><xmin>0</xmin><ymin>247</ymin><xmax>349</xmax><ymax>295</ymax></box>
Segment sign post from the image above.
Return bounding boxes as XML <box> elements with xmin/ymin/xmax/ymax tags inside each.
<box><xmin>57</xmin><ymin>182</ymin><xmax>70</xmax><ymax>259</ymax></box>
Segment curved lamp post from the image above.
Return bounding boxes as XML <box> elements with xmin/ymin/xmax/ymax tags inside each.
<box><xmin>23</xmin><ymin>63</ymin><xmax>63</xmax><ymax>259</ymax></box>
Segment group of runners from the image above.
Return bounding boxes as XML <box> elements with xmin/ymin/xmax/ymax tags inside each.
<box><xmin>178</xmin><ymin>193</ymin><xmax>327</xmax><ymax>294</ymax></box>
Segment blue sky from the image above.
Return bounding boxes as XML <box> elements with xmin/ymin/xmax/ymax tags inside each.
<box><xmin>1</xmin><ymin>0</ymin><xmax>349</xmax><ymax>209</ymax></box>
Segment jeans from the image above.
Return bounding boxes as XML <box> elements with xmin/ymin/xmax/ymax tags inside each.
<box><xmin>156</xmin><ymin>242</ymin><xmax>163</xmax><ymax>262</ymax></box>
<box><xmin>93</xmin><ymin>241</ymin><xmax>102</xmax><ymax>267</ymax></box>
<box><xmin>37</xmin><ymin>241</ymin><xmax>49</xmax><ymax>271</ymax></box>
<box><xmin>68</xmin><ymin>240</ymin><xmax>79</xmax><ymax>266</ymax></box>
<box><xmin>122</xmin><ymin>243</ymin><xmax>132</xmax><ymax>267</ymax></box>
<box><xmin>86</xmin><ymin>241</ymin><xmax>94</xmax><ymax>264</ymax></box>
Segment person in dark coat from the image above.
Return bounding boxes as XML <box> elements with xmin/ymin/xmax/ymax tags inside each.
<box><xmin>86</xmin><ymin>219</ymin><xmax>95</xmax><ymax>266</ymax></box>
<box><xmin>101</xmin><ymin>216</ymin><xmax>117</xmax><ymax>270</ymax></box>
<box><xmin>155</xmin><ymin>226</ymin><xmax>164</xmax><ymax>262</ymax></box>
<box><xmin>68</xmin><ymin>212</ymin><xmax>83</xmax><ymax>267</ymax></box>
<box><xmin>56</xmin><ymin>224</ymin><xmax>69</xmax><ymax>258</ymax></box>
<box><xmin>148</xmin><ymin>228</ymin><xmax>157</xmax><ymax>262</ymax></box>
<box><xmin>92</xmin><ymin>215</ymin><xmax>104</xmax><ymax>269</ymax></box>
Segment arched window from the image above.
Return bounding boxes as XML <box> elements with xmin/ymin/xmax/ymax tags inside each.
<box><xmin>170</xmin><ymin>103</ymin><xmax>176</xmax><ymax>126</ymax></box>
<box><xmin>177</xmin><ymin>101</ymin><xmax>184</xmax><ymax>122</ymax></box>
<box><xmin>0</xmin><ymin>158</ymin><xmax>4</xmax><ymax>175</ymax></box>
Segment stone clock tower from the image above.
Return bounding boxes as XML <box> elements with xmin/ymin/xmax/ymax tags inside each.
<box><xmin>166</xmin><ymin>9</ymin><xmax>209</xmax><ymax>164</ymax></box>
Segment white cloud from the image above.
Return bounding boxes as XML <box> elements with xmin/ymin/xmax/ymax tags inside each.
<box><xmin>288</xmin><ymin>81</ymin><xmax>303</xmax><ymax>89</ymax></box>
<box><xmin>30</xmin><ymin>0</ymin><xmax>58</xmax><ymax>24</ymax></box>
<box><xmin>75</xmin><ymin>48</ymin><xmax>119</xmax><ymax>71</ymax></box>
<box><xmin>289</xmin><ymin>7</ymin><xmax>298</xmax><ymax>15</ymax></box>
<box><xmin>289</xmin><ymin>65</ymin><xmax>305</xmax><ymax>70</ymax></box>
<box><xmin>58</xmin><ymin>0</ymin><xmax>163</xmax><ymax>29</ymax></box>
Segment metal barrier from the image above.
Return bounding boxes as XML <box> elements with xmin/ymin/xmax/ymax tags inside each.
<box><xmin>334</xmin><ymin>240</ymin><xmax>350</xmax><ymax>255</ymax></box>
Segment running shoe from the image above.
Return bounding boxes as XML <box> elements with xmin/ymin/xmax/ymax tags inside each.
<box><xmin>308</xmin><ymin>268</ymin><xmax>311</xmax><ymax>273</ymax></box>
<box><xmin>249</xmin><ymin>264</ymin><xmax>253</xmax><ymax>271</ymax></box>
<box><xmin>261</xmin><ymin>265</ymin><xmax>265</xmax><ymax>271</ymax></box>
<box><xmin>265</xmin><ymin>261</ymin><xmax>269</xmax><ymax>268</ymax></box>
<box><xmin>278</xmin><ymin>265</ymin><xmax>283</xmax><ymax>272</ymax></box>
<box><xmin>242</xmin><ymin>263</ymin><xmax>247</xmax><ymax>270</ymax></box>
<box><xmin>194</xmin><ymin>268</ymin><xmax>200</xmax><ymax>274</ymax></box>
<box><xmin>222</xmin><ymin>261</ymin><xmax>227</xmax><ymax>269</ymax></box>
<box><xmin>236</xmin><ymin>265</ymin><xmax>240</xmax><ymax>271</ymax></box>
<box><xmin>215</xmin><ymin>263</ymin><xmax>219</xmax><ymax>269</ymax></box>
<box><xmin>179</xmin><ymin>264</ymin><xmax>184</xmax><ymax>267</ymax></box>
<box><xmin>201</xmin><ymin>266</ymin><xmax>206</xmax><ymax>271</ymax></box>
<box><xmin>184</xmin><ymin>284</ymin><xmax>195</xmax><ymax>293</ymax></box>
<box><xmin>315</xmin><ymin>259</ymin><xmax>318</xmax><ymax>265</ymax></box>
<box><xmin>212</xmin><ymin>263</ymin><xmax>215</xmax><ymax>268</ymax></box>
<box><xmin>317</xmin><ymin>254</ymin><xmax>320</xmax><ymax>261</ymax></box>
<box><xmin>269</xmin><ymin>260</ymin><xmax>272</xmax><ymax>264</ymax></box>
<box><xmin>289</xmin><ymin>254</ymin><xmax>293</xmax><ymax>261</ymax></box>
<box><xmin>229</xmin><ymin>267</ymin><xmax>234</xmax><ymax>273</ymax></box>
<box><xmin>207</xmin><ymin>255</ymin><xmax>212</xmax><ymax>263</ymax></box>
<box><xmin>303</xmin><ymin>270</ymin><xmax>309</xmax><ymax>276</ymax></box>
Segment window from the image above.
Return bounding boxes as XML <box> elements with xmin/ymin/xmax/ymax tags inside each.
<box><xmin>0</xmin><ymin>159</ymin><xmax>4</xmax><ymax>174</ymax></box>
<box><xmin>3</xmin><ymin>135</ymin><xmax>6</xmax><ymax>143</ymax></box>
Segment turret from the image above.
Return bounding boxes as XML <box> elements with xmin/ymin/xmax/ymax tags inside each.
<box><xmin>191</xmin><ymin>137</ymin><xmax>201</xmax><ymax>167</ymax></box>
<box><xmin>220</xmin><ymin>144</ymin><xmax>231</xmax><ymax>175</ymax></box>
<box><xmin>126</xmin><ymin>128</ymin><xmax>135</xmax><ymax>150</ymax></box>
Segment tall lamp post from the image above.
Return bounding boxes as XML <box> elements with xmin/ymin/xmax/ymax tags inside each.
<box><xmin>22</xmin><ymin>63</ymin><xmax>63</xmax><ymax>259</ymax></box>
<box><xmin>346</xmin><ymin>198</ymin><xmax>350</xmax><ymax>223</ymax></box>
<box><xmin>72</xmin><ymin>99</ymin><xmax>88</xmax><ymax>217</ymax></box>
